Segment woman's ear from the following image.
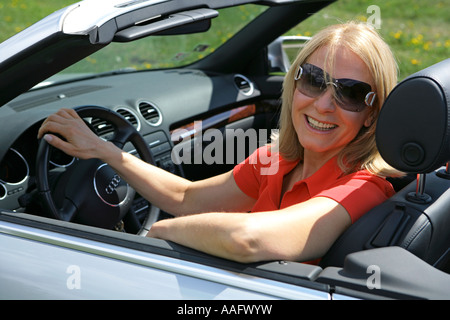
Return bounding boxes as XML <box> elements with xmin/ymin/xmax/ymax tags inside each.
<box><xmin>364</xmin><ymin>118</ymin><xmax>372</xmax><ymax>127</ymax></box>
<box><xmin>364</xmin><ymin>112</ymin><xmax>375</xmax><ymax>128</ymax></box>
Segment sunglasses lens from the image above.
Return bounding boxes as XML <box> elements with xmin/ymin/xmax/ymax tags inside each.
<box><xmin>295</xmin><ymin>64</ymin><xmax>325</xmax><ymax>97</ymax></box>
<box><xmin>295</xmin><ymin>63</ymin><xmax>375</xmax><ymax>112</ymax></box>
<box><xmin>336</xmin><ymin>80</ymin><xmax>373</xmax><ymax>112</ymax></box>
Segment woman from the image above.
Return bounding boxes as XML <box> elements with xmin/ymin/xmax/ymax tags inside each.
<box><xmin>38</xmin><ymin>22</ymin><xmax>399</xmax><ymax>263</ymax></box>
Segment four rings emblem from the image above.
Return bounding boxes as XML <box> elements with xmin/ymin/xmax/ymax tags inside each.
<box><xmin>105</xmin><ymin>174</ymin><xmax>121</xmax><ymax>194</ymax></box>
<box><xmin>94</xmin><ymin>163</ymin><xmax>129</xmax><ymax>207</ymax></box>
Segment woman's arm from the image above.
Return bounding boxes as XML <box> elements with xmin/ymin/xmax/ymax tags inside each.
<box><xmin>37</xmin><ymin>108</ymin><xmax>256</xmax><ymax>216</ymax></box>
<box><xmin>148</xmin><ymin>196</ymin><xmax>352</xmax><ymax>263</ymax></box>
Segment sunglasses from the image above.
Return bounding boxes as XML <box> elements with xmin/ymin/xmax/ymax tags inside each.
<box><xmin>294</xmin><ymin>63</ymin><xmax>377</xmax><ymax>112</ymax></box>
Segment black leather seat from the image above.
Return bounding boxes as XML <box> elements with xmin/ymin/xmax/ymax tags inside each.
<box><xmin>320</xmin><ymin>58</ymin><xmax>450</xmax><ymax>272</ymax></box>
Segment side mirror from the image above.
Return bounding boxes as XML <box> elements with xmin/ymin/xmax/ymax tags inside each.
<box><xmin>268</xmin><ymin>36</ymin><xmax>310</xmax><ymax>73</ymax></box>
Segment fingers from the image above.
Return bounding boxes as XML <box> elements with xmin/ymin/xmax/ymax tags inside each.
<box><xmin>37</xmin><ymin>108</ymin><xmax>101</xmax><ymax>159</ymax></box>
<box><xmin>37</xmin><ymin>108</ymin><xmax>81</xmax><ymax>139</ymax></box>
<box><xmin>41</xmin><ymin>133</ymin><xmax>73</xmax><ymax>155</ymax></box>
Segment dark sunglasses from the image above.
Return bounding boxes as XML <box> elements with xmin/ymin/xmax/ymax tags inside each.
<box><xmin>294</xmin><ymin>63</ymin><xmax>377</xmax><ymax>112</ymax></box>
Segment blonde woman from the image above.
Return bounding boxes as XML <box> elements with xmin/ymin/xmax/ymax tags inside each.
<box><xmin>38</xmin><ymin>22</ymin><xmax>399</xmax><ymax>263</ymax></box>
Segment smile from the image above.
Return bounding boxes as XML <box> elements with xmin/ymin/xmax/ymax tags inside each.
<box><xmin>306</xmin><ymin>116</ymin><xmax>338</xmax><ymax>131</ymax></box>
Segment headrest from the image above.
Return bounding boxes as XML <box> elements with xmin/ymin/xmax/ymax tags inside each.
<box><xmin>376</xmin><ymin>58</ymin><xmax>450</xmax><ymax>173</ymax></box>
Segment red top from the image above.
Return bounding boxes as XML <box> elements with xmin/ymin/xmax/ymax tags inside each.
<box><xmin>233</xmin><ymin>146</ymin><xmax>395</xmax><ymax>223</ymax></box>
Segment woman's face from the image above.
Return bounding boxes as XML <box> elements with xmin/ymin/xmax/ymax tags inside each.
<box><xmin>291</xmin><ymin>46</ymin><xmax>374</xmax><ymax>160</ymax></box>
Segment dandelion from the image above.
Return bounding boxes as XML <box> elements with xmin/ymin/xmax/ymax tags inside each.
<box><xmin>445</xmin><ymin>40</ymin><xmax>450</xmax><ymax>48</ymax></box>
<box><xmin>411</xmin><ymin>34</ymin><xmax>424</xmax><ymax>45</ymax></box>
<box><xmin>357</xmin><ymin>15</ymin><xmax>367</xmax><ymax>22</ymax></box>
<box><xmin>410</xmin><ymin>59</ymin><xmax>420</xmax><ymax>65</ymax></box>
<box><xmin>423</xmin><ymin>41</ymin><xmax>432</xmax><ymax>51</ymax></box>
<box><xmin>393</xmin><ymin>31</ymin><xmax>402</xmax><ymax>39</ymax></box>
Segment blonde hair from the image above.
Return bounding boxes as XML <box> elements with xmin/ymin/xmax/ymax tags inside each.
<box><xmin>275</xmin><ymin>21</ymin><xmax>401</xmax><ymax>177</ymax></box>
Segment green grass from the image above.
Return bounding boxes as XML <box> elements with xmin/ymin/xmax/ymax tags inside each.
<box><xmin>288</xmin><ymin>0</ymin><xmax>450</xmax><ymax>79</ymax></box>
<box><xmin>1</xmin><ymin>0</ymin><xmax>449</xmax><ymax>80</ymax></box>
<box><xmin>0</xmin><ymin>0</ymin><xmax>74</xmax><ymax>37</ymax></box>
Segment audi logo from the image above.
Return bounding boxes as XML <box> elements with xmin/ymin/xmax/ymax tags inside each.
<box><xmin>105</xmin><ymin>174</ymin><xmax>121</xmax><ymax>194</ymax></box>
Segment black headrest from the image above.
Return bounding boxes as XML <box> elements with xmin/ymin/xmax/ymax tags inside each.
<box><xmin>376</xmin><ymin>58</ymin><xmax>450</xmax><ymax>173</ymax></box>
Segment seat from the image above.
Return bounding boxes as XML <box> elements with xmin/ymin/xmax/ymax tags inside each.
<box><xmin>320</xmin><ymin>58</ymin><xmax>450</xmax><ymax>272</ymax></box>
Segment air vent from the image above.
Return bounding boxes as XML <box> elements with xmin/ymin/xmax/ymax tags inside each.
<box><xmin>138</xmin><ymin>101</ymin><xmax>162</xmax><ymax>126</ymax></box>
<box><xmin>90</xmin><ymin>117</ymin><xmax>114</xmax><ymax>138</ymax></box>
<box><xmin>234</xmin><ymin>74</ymin><xmax>254</xmax><ymax>96</ymax></box>
<box><xmin>116</xmin><ymin>107</ymin><xmax>140</xmax><ymax>131</ymax></box>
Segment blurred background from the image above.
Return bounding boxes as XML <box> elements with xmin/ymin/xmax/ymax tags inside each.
<box><xmin>1</xmin><ymin>0</ymin><xmax>449</xmax><ymax>80</ymax></box>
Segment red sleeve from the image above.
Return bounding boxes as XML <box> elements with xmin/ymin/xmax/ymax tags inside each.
<box><xmin>232</xmin><ymin>147</ymin><xmax>263</xmax><ymax>199</ymax></box>
<box><xmin>315</xmin><ymin>172</ymin><xmax>395</xmax><ymax>223</ymax></box>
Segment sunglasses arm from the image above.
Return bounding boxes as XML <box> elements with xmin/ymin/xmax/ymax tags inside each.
<box><xmin>365</xmin><ymin>92</ymin><xmax>377</xmax><ymax>107</ymax></box>
<box><xmin>294</xmin><ymin>65</ymin><xmax>303</xmax><ymax>80</ymax></box>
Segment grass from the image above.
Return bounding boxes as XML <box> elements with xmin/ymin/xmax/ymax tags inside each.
<box><xmin>287</xmin><ymin>0</ymin><xmax>450</xmax><ymax>79</ymax></box>
<box><xmin>1</xmin><ymin>0</ymin><xmax>449</xmax><ymax>80</ymax></box>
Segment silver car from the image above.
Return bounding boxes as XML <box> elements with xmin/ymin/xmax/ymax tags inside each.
<box><xmin>1</xmin><ymin>0</ymin><xmax>449</xmax><ymax>300</ymax></box>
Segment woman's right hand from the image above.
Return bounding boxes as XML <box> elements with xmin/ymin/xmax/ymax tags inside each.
<box><xmin>37</xmin><ymin>108</ymin><xmax>111</xmax><ymax>160</ymax></box>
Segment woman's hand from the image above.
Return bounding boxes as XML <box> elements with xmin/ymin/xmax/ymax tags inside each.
<box><xmin>37</xmin><ymin>108</ymin><xmax>110</xmax><ymax>160</ymax></box>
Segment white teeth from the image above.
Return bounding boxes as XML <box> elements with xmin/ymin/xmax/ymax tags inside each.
<box><xmin>307</xmin><ymin>116</ymin><xmax>337</xmax><ymax>131</ymax></box>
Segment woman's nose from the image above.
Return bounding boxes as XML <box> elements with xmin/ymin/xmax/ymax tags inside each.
<box><xmin>313</xmin><ymin>87</ymin><xmax>337</xmax><ymax>113</ymax></box>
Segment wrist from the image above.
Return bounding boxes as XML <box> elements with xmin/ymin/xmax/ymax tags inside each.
<box><xmin>97</xmin><ymin>140</ymin><xmax>123</xmax><ymax>163</ymax></box>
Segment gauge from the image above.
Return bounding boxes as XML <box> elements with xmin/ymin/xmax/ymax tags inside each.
<box><xmin>0</xmin><ymin>148</ymin><xmax>29</xmax><ymax>184</ymax></box>
<box><xmin>0</xmin><ymin>183</ymin><xmax>6</xmax><ymax>200</ymax></box>
<box><xmin>49</xmin><ymin>147</ymin><xmax>75</xmax><ymax>167</ymax></box>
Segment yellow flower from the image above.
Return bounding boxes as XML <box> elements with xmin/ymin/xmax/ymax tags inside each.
<box><xmin>410</xmin><ymin>59</ymin><xmax>420</xmax><ymax>65</ymax></box>
<box><xmin>357</xmin><ymin>15</ymin><xmax>367</xmax><ymax>22</ymax></box>
<box><xmin>411</xmin><ymin>34</ymin><xmax>424</xmax><ymax>45</ymax></box>
<box><xmin>393</xmin><ymin>31</ymin><xmax>402</xmax><ymax>39</ymax></box>
<box><xmin>423</xmin><ymin>42</ymin><xmax>432</xmax><ymax>51</ymax></box>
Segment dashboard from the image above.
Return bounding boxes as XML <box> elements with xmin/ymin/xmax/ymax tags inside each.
<box><xmin>0</xmin><ymin>69</ymin><xmax>281</xmax><ymax>222</ymax></box>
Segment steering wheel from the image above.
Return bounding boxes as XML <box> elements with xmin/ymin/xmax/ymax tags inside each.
<box><xmin>36</xmin><ymin>105</ymin><xmax>159</xmax><ymax>236</ymax></box>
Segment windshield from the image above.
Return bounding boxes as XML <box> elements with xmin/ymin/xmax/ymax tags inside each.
<box><xmin>59</xmin><ymin>5</ymin><xmax>267</xmax><ymax>76</ymax></box>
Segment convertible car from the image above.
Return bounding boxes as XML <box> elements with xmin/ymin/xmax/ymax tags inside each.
<box><xmin>1</xmin><ymin>0</ymin><xmax>449</xmax><ymax>300</ymax></box>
